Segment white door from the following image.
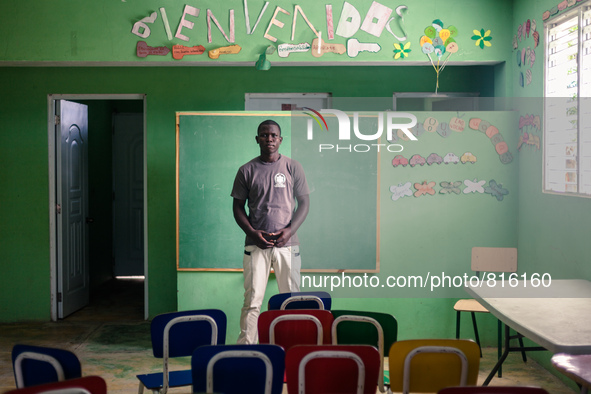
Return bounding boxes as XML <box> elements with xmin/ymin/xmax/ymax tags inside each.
<box><xmin>112</xmin><ymin>113</ymin><xmax>144</xmax><ymax>276</ymax></box>
<box><xmin>56</xmin><ymin>100</ymin><xmax>89</xmax><ymax>318</ymax></box>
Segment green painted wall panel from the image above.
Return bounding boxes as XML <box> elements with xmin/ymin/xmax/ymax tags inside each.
<box><xmin>0</xmin><ymin>65</ymin><xmax>496</xmax><ymax>322</ymax></box>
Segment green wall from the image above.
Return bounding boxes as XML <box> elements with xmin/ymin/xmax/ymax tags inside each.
<box><xmin>0</xmin><ymin>65</ymin><xmax>497</xmax><ymax>322</ymax></box>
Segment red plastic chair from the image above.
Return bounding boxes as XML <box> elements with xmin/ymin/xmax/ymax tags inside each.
<box><xmin>439</xmin><ymin>387</ymin><xmax>549</xmax><ymax>393</ymax></box>
<box><xmin>258</xmin><ymin>310</ymin><xmax>334</xmax><ymax>352</ymax></box>
<box><xmin>285</xmin><ymin>344</ymin><xmax>380</xmax><ymax>394</ymax></box>
<box><xmin>4</xmin><ymin>376</ymin><xmax>107</xmax><ymax>394</ymax></box>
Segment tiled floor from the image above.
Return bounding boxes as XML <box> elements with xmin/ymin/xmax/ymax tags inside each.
<box><xmin>0</xmin><ymin>279</ymin><xmax>578</xmax><ymax>393</ymax></box>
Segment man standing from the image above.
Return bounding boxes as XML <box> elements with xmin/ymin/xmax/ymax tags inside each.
<box><xmin>231</xmin><ymin>119</ymin><xmax>310</xmax><ymax>344</ymax></box>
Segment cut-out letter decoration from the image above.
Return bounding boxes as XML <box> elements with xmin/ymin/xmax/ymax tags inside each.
<box><xmin>326</xmin><ymin>5</ymin><xmax>335</xmax><ymax>40</ymax></box>
<box><xmin>207</xmin><ymin>9</ymin><xmax>235</xmax><ymax>43</ymax></box>
<box><xmin>136</xmin><ymin>41</ymin><xmax>170</xmax><ymax>57</ymax></box>
<box><xmin>484</xmin><ymin>180</ymin><xmax>509</xmax><ymax>201</ymax></box>
<box><xmin>390</xmin><ymin>182</ymin><xmax>413</xmax><ymax>201</ymax></box>
<box><xmin>159</xmin><ymin>8</ymin><xmax>173</xmax><ymax>40</ymax></box>
<box><xmin>414</xmin><ymin>181</ymin><xmax>436</xmax><ymax>197</ymax></box>
<box><xmin>291</xmin><ymin>5</ymin><xmax>319</xmax><ymax>41</ymax></box>
<box><xmin>311</xmin><ymin>38</ymin><xmax>346</xmax><ymax>57</ymax></box>
<box><xmin>335</xmin><ymin>2</ymin><xmax>361</xmax><ymax>38</ymax></box>
<box><xmin>244</xmin><ymin>0</ymin><xmax>269</xmax><ymax>35</ymax></box>
<box><xmin>175</xmin><ymin>5</ymin><xmax>200</xmax><ymax>42</ymax></box>
<box><xmin>172</xmin><ymin>44</ymin><xmax>206</xmax><ymax>60</ymax></box>
<box><xmin>132</xmin><ymin>11</ymin><xmax>158</xmax><ymax>39</ymax></box>
<box><xmin>277</xmin><ymin>42</ymin><xmax>311</xmax><ymax>57</ymax></box>
<box><xmin>264</xmin><ymin>6</ymin><xmax>290</xmax><ymax>42</ymax></box>
<box><xmin>347</xmin><ymin>38</ymin><xmax>381</xmax><ymax>57</ymax></box>
<box><xmin>208</xmin><ymin>44</ymin><xmax>242</xmax><ymax>59</ymax></box>
<box><xmin>463</xmin><ymin>179</ymin><xmax>486</xmax><ymax>194</ymax></box>
<box><xmin>360</xmin><ymin>1</ymin><xmax>393</xmax><ymax>37</ymax></box>
<box><xmin>386</xmin><ymin>5</ymin><xmax>408</xmax><ymax>41</ymax></box>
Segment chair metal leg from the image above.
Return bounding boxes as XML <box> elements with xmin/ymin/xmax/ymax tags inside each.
<box><xmin>455</xmin><ymin>311</ymin><xmax>461</xmax><ymax>339</ymax></box>
<box><xmin>470</xmin><ymin>312</ymin><xmax>483</xmax><ymax>357</ymax></box>
<box><xmin>518</xmin><ymin>335</ymin><xmax>528</xmax><ymax>362</ymax></box>
<box><xmin>497</xmin><ymin>319</ymin><xmax>502</xmax><ymax>377</ymax></box>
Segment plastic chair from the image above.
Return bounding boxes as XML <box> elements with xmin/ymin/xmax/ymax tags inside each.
<box><xmin>331</xmin><ymin>310</ymin><xmax>398</xmax><ymax>393</ymax></box>
<box><xmin>551</xmin><ymin>353</ymin><xmax>591</xmax><ymax>394</ymax></box>
<box><xmin>192</xmin><ymin>344</ymin><xmax>285</xmax><ymax>394</ymax></box>
<box><xmin>4</xmin><ymin>376</ymin><xmax>107</xmax><ymax>394</ymax></box>
<box><xmin>285</xmin><ymin>344</ymin><xmax>380</xmax><ymax>394</ymax></box>
<box><xmin>136</xmin><ymin>309</ymin><xmax>227</xmax><ymax>394</ymax></box>
<box><xmin>12</xmin><ymin>344</ymin><xmax>82</xmax><ymax>388</ymax></box>
<box><xmin>454</xmin><ymin>247</ymin><xmax>526</xmax><ymax>372</ymax></box>
<box><xmin>268</xmin><ymin>291</ymin><xmax>332</xmax><ymax>310</ymax></box>
<box><xmin>388</xmin><ymin>339</ymin><xmax>481</xmax><ymax>394</ymax></box>
<box><xmin>258</xmin><ymin>309</ymin><xmax>334</xmax><ymax>352</ymax></box>
<box><xmin>439</xmin><ymin>387</ymin><xmax>549</xmax><ymax>393</ymax></box>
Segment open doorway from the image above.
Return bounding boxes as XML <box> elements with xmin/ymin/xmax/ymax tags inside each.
<box><xmin>48</xmin><ymin>94</ymin><xmax>148</xmax><ymax>321</ymax></box>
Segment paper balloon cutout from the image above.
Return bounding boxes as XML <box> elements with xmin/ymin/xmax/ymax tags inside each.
<box><xmin>420</xmin><ymin>19</ymin><xmax>458</xmax><ymax>93</ymax></box>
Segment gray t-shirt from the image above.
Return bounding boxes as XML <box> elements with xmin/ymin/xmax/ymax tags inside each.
<box><xmin>231</xmin><ymin>155</ymin><xmax>310</xmax><ymax>246</ymax></box>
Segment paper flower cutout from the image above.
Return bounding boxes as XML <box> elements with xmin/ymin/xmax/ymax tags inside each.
<box><xmin>393</xmin><ymin>41</ymin><xmax>411</xmax><ymax>59</ymax></box>
<box><xmin>472</xmin><ymin>29</ymin><xmax>492</xmax><ymax>49</ymax></box>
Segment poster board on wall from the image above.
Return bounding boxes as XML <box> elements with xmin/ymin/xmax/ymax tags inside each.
<box><xmin>176</xmin><ymin>111</ymin><xmax>379</xmax><ymax>271</ymax></box>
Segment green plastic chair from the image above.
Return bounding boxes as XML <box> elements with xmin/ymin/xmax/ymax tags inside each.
<box><xmin>331</xmin><ymin>310</ymin><xmax>398</xmax><ymax>393</ymax></box>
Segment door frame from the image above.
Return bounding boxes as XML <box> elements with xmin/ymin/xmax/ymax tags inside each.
<box><xmin>47</xmin><ymin>94</ymin><xmax>148</xmax><ymax>321</ymax></box>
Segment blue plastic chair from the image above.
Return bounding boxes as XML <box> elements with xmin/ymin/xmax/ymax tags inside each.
<box><xmin>136</xmin><ymin>309</ymin><xmax>227</xmax><ymax>393</ymax></box>
<box><xmin>12</xmin><ymin>344</ymin><xmax>82</xmax><ymax>388</ymax></box>
<box><xmin>192</xmin><ymin>344</ymin><xmax>285</xmax><ymax>394</ymax></box>
<box><xmin>267</xmin><ymin>291</ymin><xmax>332</xmax><ymax>310</ymax></box>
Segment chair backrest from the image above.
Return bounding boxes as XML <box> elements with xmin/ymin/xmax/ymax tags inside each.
<box><xmin>150</xmin><ymin>309</ymin><xmax>227</xmax><ymax>358</ymax></box>
<box><xmin>439</xmin><ymin>387</ymin><xmax>549</xmax><ymax>394</ymax></box>
<box><xmin>388</xmin><ymin>339</ymin><xmax>481</xmax><ymax>394</ymax></box>
<box><xmin>285</xmin><ymin>345</ymin><xmax>380</xmax><ymax>394</ymax></box>
<box><xmin>12</xmin><ymin>344</ymin><xmax>82</xmax><ymax>388</ymax></box>
<box><xmin>268</xmin><ymin>291</ymin><xmax>332</xmax><ymax>310</ymax></box>
<box><xmin>471</xmin><ymin>247</ymin><xmax>517</xmax><ymax>273</ymax></box>
<box><xmin>192</xmin><ymin>344</ymin><xmax>285</xmax><ymax>394</ymax></box>
<box><xmin>331</xmin><ymin>310</ymin><xmax>398</xmax><ymax>356</ymax></box>
<box><xmin>4</xmin><ymin>376</ymin><xmax>107</xmax><ymax>394</ymax></box>
<box><xmin>331</xmin><ymin>310</ymin><xmax>398</xmax><ymax>393</ymax></box>
<box><xmin>258</xmin><ymin>310</ymin><xmax>333</xmax><ymax>352</ymax></box>
<box><xmin>150</xmin><ymin>309</ymin><xmax>226</xmax><ymax>392</ymax></box>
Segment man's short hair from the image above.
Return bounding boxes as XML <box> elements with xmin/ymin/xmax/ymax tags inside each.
<box><xmin>258</xmin><ymin>119</ymin><xmax>281</xmax><ymax>136</ymax></box>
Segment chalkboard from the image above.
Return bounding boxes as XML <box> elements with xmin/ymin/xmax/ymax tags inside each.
<box><xmin>176</xmin><ymin>112</ymin><xmax>378</xmax><ymax>271</ymax></box>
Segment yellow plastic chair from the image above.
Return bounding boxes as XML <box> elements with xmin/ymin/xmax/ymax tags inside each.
<box><xmin>388</xmin><ymin>339</ymin><xmax>480</xmax><ymax>394</ymax></box>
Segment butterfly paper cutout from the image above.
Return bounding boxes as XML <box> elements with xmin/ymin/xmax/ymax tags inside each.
<box><xmin>439</xmin><ymin>181</ymin><xmax>462</xmax><ymax>195</ymax></box>
<box><xmin>390</xmin><ymin>182</ymin><xmax>413</xmax><ymax>201</ymax></box>
<box><xmin>463</xmin><ymin>178</ymin><xmax>486</xmax><ymax>194</ymax></box>
<box><xmin>414</xmin><ymin>181</ymin><xmax>436</xmax><ymax>197</ymax></box>
<box><xmin>484</xmin><ymin>179</ymin><xmax>509</xmax><ymax>201</ymax></box>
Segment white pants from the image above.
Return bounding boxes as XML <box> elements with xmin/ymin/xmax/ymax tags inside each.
<box><xmin>237</xmin><ymin>245</ymin><xmax>301</xmax><ymax>344</ymax></box>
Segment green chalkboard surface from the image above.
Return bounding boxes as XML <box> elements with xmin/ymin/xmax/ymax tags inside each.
<box><xmin>176</xmin><ymin>112</ymin><xmax>378</xmax><ymax>271</ymax></box>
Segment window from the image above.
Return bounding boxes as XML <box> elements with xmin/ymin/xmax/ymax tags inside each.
<box><xmin>544</xmin><ymin>3</ymin><xmax>591</xmax><ymax>196</ymax></box>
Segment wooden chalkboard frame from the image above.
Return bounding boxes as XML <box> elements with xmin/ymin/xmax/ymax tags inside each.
<box><xmin>176</xmin><ymin>111</ymin><xmax>380</xmax><ymax>272</ymax></box>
